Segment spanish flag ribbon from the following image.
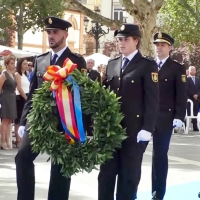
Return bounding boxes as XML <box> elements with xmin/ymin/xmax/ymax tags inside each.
<box><xmin>43</xmin><ymin>58</ymin><xmax>86</xmax><ymax>143</ymax></box>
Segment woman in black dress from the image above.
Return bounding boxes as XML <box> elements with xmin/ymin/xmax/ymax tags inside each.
<box><xmin>0</xmin><ymin>54</ymin><xmax>17</xmax><ymax>149</ymax></box>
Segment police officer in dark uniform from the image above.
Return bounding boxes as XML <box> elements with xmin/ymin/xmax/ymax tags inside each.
<box><xmin>152</xmin><ymin>32</ymin><xmax>187</xmax><ymax>200</ymax></box>
<box><xmin>98</xmin><ymin>23</ymin><xmax>159</xmax><ymax>200</ymax></box>
<box><xmin>15</xmin><ymin>16</ymin><xmax>86</xmax><ymax>200</ymax></box>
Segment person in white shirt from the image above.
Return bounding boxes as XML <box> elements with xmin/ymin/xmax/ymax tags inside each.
<box><xmin>14</xmin><ymin>58</ymin><xmax>30</xmax><ymax>147</ymax></box>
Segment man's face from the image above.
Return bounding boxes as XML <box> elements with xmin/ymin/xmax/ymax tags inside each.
<box><xmin>47</xmin><ymin>29</ymin><xmax>68</xmax><ymax>49</ymax></box>
<box><xmin>117</xmin><ymin>36</ymin><xmax>138</xmax><ymax>56</ymax></box>
<box><xmin>155</xmin><ymin>42</ymin><xmax>171</xmax><ymax>59</ymax></box>
<box><xmin>86</xmin><ymin>59</ymin><xmax>95</xmax><ymax>70</ymax></box>
<box><xmin>28</xmin><ymin>62</ymin><xmax>33</xmax><ymax>71</ymax></box>
<box><xmin>189</xmin><ymin>67</ymin><xmax>196</xmax><ymax>76</ymax></box>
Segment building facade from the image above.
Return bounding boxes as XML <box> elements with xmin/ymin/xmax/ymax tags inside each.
<box><xmin>100</xmin><ymin>0</ymin><xmax>134</xmax><ymax>56</ymax></box>
<box><xmin>13</xmin><ymin>10</ymin><xmax>85</xmax><ymax>55</ymax></box>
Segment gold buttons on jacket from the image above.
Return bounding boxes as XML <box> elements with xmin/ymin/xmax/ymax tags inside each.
<box><xmin>137</xmin><ymin>115</ymin><xmax>139</xmax><ymax>117</ymax></box>
<box><xmin>118</xmin><ymin>77</ymin><xmax>121</xmax><ymax>81</ymax></box>
<box><xmin>117</xmin><ymin>88</ymin><xmax>119</xmax><ymax>90</ymax></box>
<box><xmin>131</xmin><ymin>80</ymin><xmax>134</xmax><ymax>83</ymax></box>
<box><xmin>169</xmin><ymin>109</ymin><xmax>171</xmax><ymax>111</ymax></box>
<box><xmin>165</xmin><ymin>79</ymin><xmax>167</xmax><ymax>81</ymax></box>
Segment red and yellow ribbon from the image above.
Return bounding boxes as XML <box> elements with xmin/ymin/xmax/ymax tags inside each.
<box><xmin>43</xmin><ymin>58</ymin><xmax>80</xmax><ymax>143</ymax></box>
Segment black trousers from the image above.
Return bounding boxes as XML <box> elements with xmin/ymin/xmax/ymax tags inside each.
<box><xmin>187</xmin><ymin>100</ymin><xmax>199</xmax><ymax>128</ymax></box>
<box><xmin>152</xmin><ymin>126</ymin><xmax>173</xmax><ymax>199</ymax></box>
<box><xmin>98</xmin><ymin>138</ymin><xmax>148</xmax><ymax>200</ymax></box>
<box><xmin>15</xmin><ymin>131</ymin><xmax>71</xmax><ymax>200</ymax></box>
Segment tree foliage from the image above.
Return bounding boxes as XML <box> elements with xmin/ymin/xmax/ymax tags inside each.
<box><xmin>160</xmin><ymin>0</ymin><xmax>200</xmax><ymax>46</ymax></box>
<box><xmin>64</xmin><ymin>0</ymin><xmax>165</xmax><ymax>56</ymax></box>
<box><xmin>171</xmin><ymin>43</ymin><xmax>200</xmax><ymax>75</ymax></box>
<box><xmin>0</xmin><ymin>0</ymin><xmax>65</xmax><ymax>49</ymax></box>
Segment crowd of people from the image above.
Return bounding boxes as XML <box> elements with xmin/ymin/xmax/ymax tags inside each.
<box><xmin>0</xmin><ymin>56</ymin><xmax>32</xmax><ymax>149</ymax></box>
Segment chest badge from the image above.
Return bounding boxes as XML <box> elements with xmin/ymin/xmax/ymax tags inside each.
<box><xmin>151</xmin><ymin>72</ymin><xmax>158</xmax><ymax>82</ymax></box>
<box><xmin>182</xmin><ymin>74</ymin><xmax>186</xmax><ymax>82</ymax></box>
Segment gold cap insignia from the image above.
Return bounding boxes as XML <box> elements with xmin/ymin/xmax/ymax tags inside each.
<box><xmin>48</xmin><ymin>18</ymin><xmax>52</xmax><ymax>24</ymax></box>
<box><xmin>151</xmin><ymin>72</ymin><xmax>158</xmax><ymax>82</ymax></box>
<box><xmin>158</xmin><ymin>32</ymin><xmax>162</xmax><ymax>39</ymax></box>
<box><xmin>182</xmin><ymin>75</ymin><xmax>186</xmax><ymax>82</ymax></box>
<box><xmin>120</xmin><ymin>25</ymin><xmax>125</xmax><ymax>31</ymax></box>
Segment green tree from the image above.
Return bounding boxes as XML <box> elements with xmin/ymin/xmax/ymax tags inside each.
<box><xmin>160</xmin><ymin>0</ymin><xmax>200</xmax><ymax>46</ymax></box>
<box><xmin>64</xmin><ymin>0</ymin><xmax>165</xmax><ymax>56</ymax></box>
<box><xmin>0</xmin><ymin>0</ymin><xmax>65</xmax><ymax>49</ymax></box>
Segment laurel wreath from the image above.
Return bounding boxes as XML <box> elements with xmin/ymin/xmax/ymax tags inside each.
<box><xmin>27</xmin><ymin>69</ymin><xmax>127</xmax><ymax>177</ymax></box>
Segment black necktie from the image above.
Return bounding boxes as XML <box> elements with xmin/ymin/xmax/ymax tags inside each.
<box><xmin>158</xmin><ymin>61</ymin><xmax>162</xmax><ymax>69</ymax></box>
<box><xmin>51</xmin><ymin>54</ymin><xmax>58</xmax><ymax>65</ymax></box>
<box><xmin>121</xmin><ymin>57</ymin><xmax>129</xmax><ymax>71</ymax></box>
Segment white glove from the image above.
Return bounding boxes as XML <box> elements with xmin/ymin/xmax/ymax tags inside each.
<box><xmin>18</xmin><ymin>126</ymin><xmax>25</xmax><ymax>138</ymax></box>
<box><xmin>173</xmin><ymin>119</ymin><xmax>183</xmax><ymax>128</ymax></box>
<box><xmin>137</xmin><ymin>130</ymin><xmax>151</xmax><ymax>143</ymax></box>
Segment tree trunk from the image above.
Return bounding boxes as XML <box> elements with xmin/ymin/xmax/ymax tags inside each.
<box><xmin>17</xmin><ymin>2</ymin><xmax>24</xmax><ymax>50</ymax></box>
<box><xmin>139</xmin><ymin>10</ymin><xmax>158</xmax><ymax>57</ymax></box>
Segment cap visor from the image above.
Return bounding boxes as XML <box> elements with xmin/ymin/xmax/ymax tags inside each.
<box><xmin>115</xmin><ymin>33</ymin><xmax>129</xmax><ymax>38</ymax></box>
<box><xmin>153</xmin><ymin>39</ymin><xmax>171</xmax><ymax>45</ymax></box>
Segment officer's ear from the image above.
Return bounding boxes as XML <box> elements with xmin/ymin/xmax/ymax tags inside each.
<box><xmin>132</xmin><ymin>36</ymin><xmax>141</xmax><ymax>49</ymax></box>
<box><xmin>169</xmin><ymin>44</ymin><xmax>173</xmax><ymax>52</ymax></box>
<box><xmin>63</xmin><ymin>30</ymin><xmax>68</xmax><ymax>39</ymax></box>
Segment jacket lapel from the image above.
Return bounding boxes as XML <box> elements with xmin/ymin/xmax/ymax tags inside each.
<box><xmin>42</xmin><ymin>52</ymin><xmax>51</xmax><ymax>70</ymax></box>
<box><xmin>121</xmin><ymin>52</ymin><xmax>142</xmax><ymax>77</ymax></box>
<box><xmin>158</xmin><ymin>57</ymin><xmax>171</xmax><ymax>74</ymax></box>
<box><xmin>56</xmin><ymin>47</ymin><xmax>71</xmax><ymax>67</ymax></box>
<box><xmin>113</xmin><ymin>55</ymin><xmax>122</xmax><ymax>77</ymax></box>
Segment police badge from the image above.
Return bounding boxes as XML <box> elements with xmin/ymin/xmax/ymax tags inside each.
<box><xmin>48</xmin><ymin>18</ymin><xmax>52</xmax><ymax>24</ymax></box>
<box><xmin>151</xmin><ymin>72</ymin><xmax>158</xmax><ymax>82</ymax></box>
<box><xmin>120</xmin><ymin>25</ymin><xmax>125</xmax><ymax>31</ymax></box>
<box><xmin>181</xmin><ymin>75</ymin><xmax>186</xmax><ymax>82</ymax></box>
<box><xmin>158</xmin><ymin>32</ymin><xmax>162</xmax><ymax>39</ymax></box>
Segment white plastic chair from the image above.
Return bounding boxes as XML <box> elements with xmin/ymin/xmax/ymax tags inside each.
<box><xmin>184</xmin><ymin>99</ymin><xmax>200</xmax><ymax>134</ymax></box>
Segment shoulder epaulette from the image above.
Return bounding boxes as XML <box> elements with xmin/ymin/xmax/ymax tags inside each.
<box><xmin>173</xmin><ymin>59</ymin><xmax>183</xmax><ymax>65</ymax></box>
<box><xmin>71</xmin><ymin>52</ymin><xmax>82</xmax><ymax>58</ymax></box>
<box><xmin>108</xmin><ymin>56</ymin><xmax>121</xmax><ymax>62</ymax></box>
<box><xmin>37</xmin><ymin>51</ymin><xmax>50</xmax><ymax>58</ymax></box>
<box><xmin>143</xmin><ymin>55</ymin><xmax>154</xmax><ymax>61</ymax></box>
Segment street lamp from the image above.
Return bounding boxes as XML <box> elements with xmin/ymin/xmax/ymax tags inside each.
<box><xmin>122</xmin><ymin>7</ymin><xmax>128</xmax><ymax>23</ymax></box>
<box><xmin>84</xmin><ymin>7</ymin><xmax>109</xmax><ymax>53</ymax></box>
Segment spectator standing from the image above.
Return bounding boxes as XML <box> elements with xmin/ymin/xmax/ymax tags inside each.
<box><xmin>14</xmin><ymin>58</ymin><xmax>30</xmax><ymax>147</ymax></box>
<box><xmin>187</xmin><ymin>66</ymin><xmax>200</xmax><ymax>131</ymax></box>
<box><xmin>0</xmin><ymin>54</ymin><xmax>17</xmax><ymax>150</ymax></box>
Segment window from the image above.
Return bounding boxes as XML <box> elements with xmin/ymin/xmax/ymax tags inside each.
<box><xmin>113</xmin><ymin>9</ymin><xmax>123</xmax><ymax>21</ymax></box>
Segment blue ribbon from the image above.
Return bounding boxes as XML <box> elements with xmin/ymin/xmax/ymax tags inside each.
<box><xmin>52</xmin><ymin>75</ymin><xmax>86</xmax><ymax>143</ymax></box>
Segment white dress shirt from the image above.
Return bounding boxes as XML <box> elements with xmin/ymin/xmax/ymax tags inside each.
<box><xmin>122</xmin><ymin>50</ymin><xmax>138</xmax><ymax>67</ymax></box>
<box><xmin>51</xmin><ymin>46</ymin><xmax>68</xmax><ymax>63</ymax></box>
<box><xmin>156</xmin><ymin>56</ymin><xmax>169</xmax><ymax>68</ymax></box>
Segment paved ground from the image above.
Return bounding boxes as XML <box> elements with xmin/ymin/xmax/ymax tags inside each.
<box><xmin>0</xmin><ymin>132</ymin><xmax>200</xmax><ymax>200</ymax></box>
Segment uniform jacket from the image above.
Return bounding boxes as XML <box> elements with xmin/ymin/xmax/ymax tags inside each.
<box><xmin>104</xmin><ymin>51</ymin><xmax>159</xmax><ymax>136</ymax></box>
<box><xmin>87</xmin><ymin>69</ymin><xmax>101</xmax><ymax>82</ymax></box>
<box><xmin>156</xmin><ymin>57</ymin><xmax>187</xmax><ymax>131</ymax></box>
<box><xmin>20</xmin><ymin>47</ymin><xmax>86</xmax><ymax>126</ymax></box>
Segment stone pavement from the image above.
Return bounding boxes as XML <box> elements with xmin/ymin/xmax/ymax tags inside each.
<box><xmin>0</xmin><ymin>132</ymin><xmax>200</xmax><ymax>200</ymax></box>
